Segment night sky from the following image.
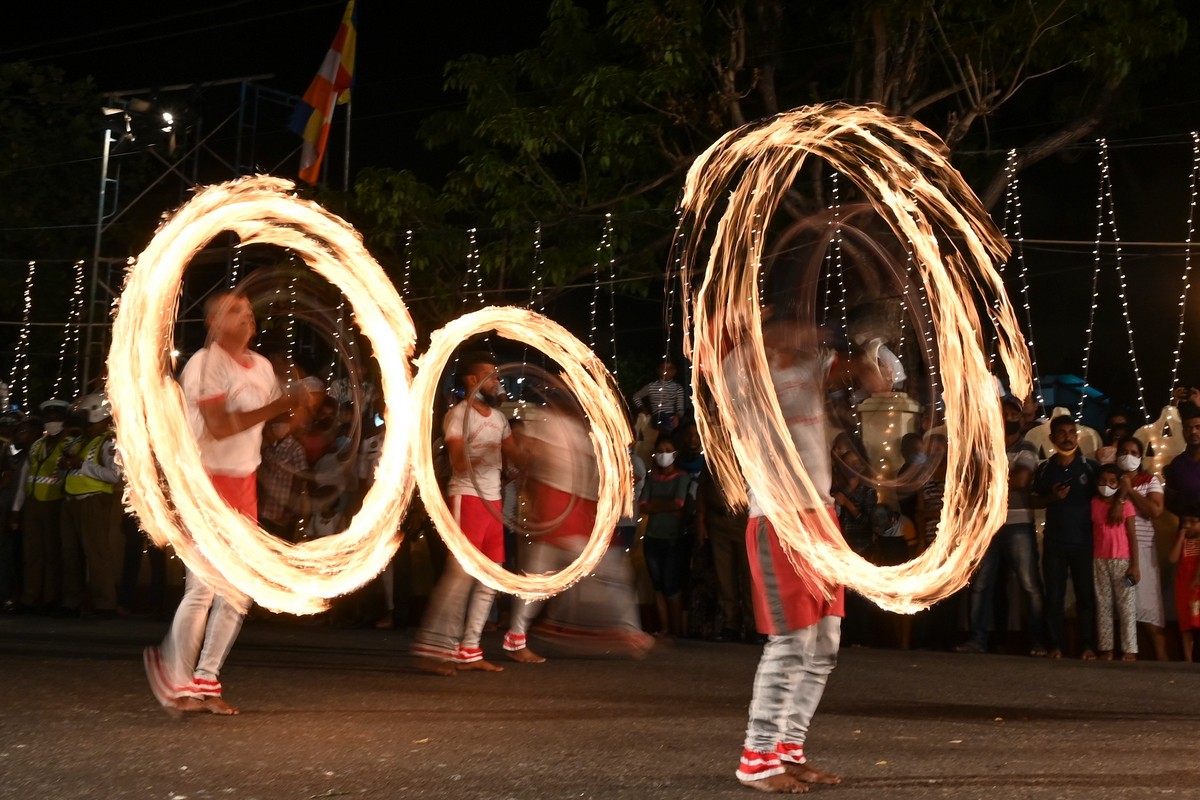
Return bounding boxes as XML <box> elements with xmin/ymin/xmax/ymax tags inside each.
<box><xmin>7</xmin><ymin>2</ymin><xmax>1200</xmax><ymax>420</ymax></box>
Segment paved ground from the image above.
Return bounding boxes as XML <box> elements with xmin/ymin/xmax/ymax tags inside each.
<box><xmin>0</xmin><ymin>614</ymin><xmax>1196</xmax><ymax>800</ymax></box>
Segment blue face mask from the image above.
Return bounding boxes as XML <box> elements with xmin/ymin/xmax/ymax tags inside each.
<box><xmin>909</xmin><ymin>453</ymin><xmax>928</xmax><ymax>466</ymax></box>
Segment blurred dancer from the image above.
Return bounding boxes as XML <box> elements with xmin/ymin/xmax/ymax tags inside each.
<box><xmin>144</xmin><ymin>291</ymin><xmax>308</xmax><ymax>715</ymax></box>
<box><xmin>731</xmin><ymin>318</ymin><xmax>886</xmax><ymax>792</ymax></box>
<box><xmin>412</xmin><ymin>353</ymin><xmax>520</xmax><ymax>675</ymax></box>
<box><xmin>503</xmin><ymin>394</ymin><xmax>649</xmax><ymax>662</ymax></box>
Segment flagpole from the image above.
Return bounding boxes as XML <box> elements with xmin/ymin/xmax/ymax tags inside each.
<box><xmin>343</xmin><ymin>96</ymin><xmax>352</xmax><ymax>193</ymax></box>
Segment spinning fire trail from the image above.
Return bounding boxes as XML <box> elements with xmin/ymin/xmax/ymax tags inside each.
<box><xmin>107</xmin><ymin>177</ymin><xmax>631</xmax><ymax>615</ymax></box>
<box><xmin>675</xmin><ymin>104</ymin><xmax>1032</xmax><ymax>613</ymax></box>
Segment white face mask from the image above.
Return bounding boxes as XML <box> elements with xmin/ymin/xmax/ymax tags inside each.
<box><xmin>654</xmin><ymin>452</ymin><xmax>676</xmax><ymax>468</ymax></box>
<box><xmin>1116</xmin><ymin>454</ymin><xmax>1141</xmax><ymax>473</ymax></box>
<box><xmin>44</xmin><ymin>421</ymin><xmax>63</xmax><ymax>436</ymax></box>
<box><xmin>1098</xmin><ymin>485</ymin><xmax>1118</xmax><ymax>498</ymax></box>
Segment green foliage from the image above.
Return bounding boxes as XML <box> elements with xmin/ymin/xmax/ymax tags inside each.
<box><xmin>349</xmin><ymin>0</ymin><xmax>1191</xmax><ymax>328</ymax></box>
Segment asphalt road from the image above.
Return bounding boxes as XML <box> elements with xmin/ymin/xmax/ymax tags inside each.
<box><xmin>0</xmin><ymin>614</ymin><xmax>1196</xmax><ymax>800</ymax></box>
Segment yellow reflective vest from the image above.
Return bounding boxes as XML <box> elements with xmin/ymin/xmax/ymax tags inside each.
<box><xmin>25</xmin><ymin>436</ymin><xmax>69</xmax><ymax>502</ymax></box>
<box><xmin>64</xmin><ymin>433</ymin><xmax>116</xmax><ymax>497</ymax></box>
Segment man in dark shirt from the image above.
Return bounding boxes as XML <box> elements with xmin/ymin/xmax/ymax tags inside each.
<box><xmin>1164</xmin><ymin>409</ymin><xmax>1200</xmax><ymax>514</ymax></box>
<box><xmin>1031</xmin><ymin>415</ymin><xmax>1099</xmax><ymax>659</ymax></box>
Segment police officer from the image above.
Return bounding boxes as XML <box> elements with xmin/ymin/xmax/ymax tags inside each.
<box><xmin>59</xmin><ymin>393</ymin><xmax>122</xmax><ymax>618</ymax></box>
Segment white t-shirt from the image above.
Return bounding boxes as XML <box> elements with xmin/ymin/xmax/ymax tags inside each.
<box><xmin>523</xmin><ymin>410</ymin><xmax>599</xmax><ymax>501</ymax></box>
<box><xmin>725</xmin><ymin>345</ymin><xmax>835</xmax><ymax>516</ymax></box>
<box><xmin>443</xmin><ymin>401</ymin><xmax>511</xmax><ymax>501</ymax></box>
<box><xmin>1131</xmin><ymin>474</ymin><xmax>1164</xmax><ymax>547</ymax></box>
<box><xmin>180</xmin><ymin>345</ymin><xmax>281</xmax><ymax>477</ymax></box>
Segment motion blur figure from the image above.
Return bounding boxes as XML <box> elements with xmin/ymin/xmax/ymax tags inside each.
<box><xmin>503</xmin><ymin>393</ymin><xmax>650</xmax><ymax>662</ymax></box>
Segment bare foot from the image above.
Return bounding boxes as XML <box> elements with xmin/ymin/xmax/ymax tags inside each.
<box><xmin>456</xmin><ymin>658</ymin><xmax>504</xmax><ymax>672</ymax></box>
<box><xmin>1120</xmin><ymin>652</ymin><xmax>1138</xmax><ymax>662</ymax></box>
<box><xmin>173</xmin><ymin>696</ymin><xmax>206</xmax><ymax>713</ymax></box>
<box><xmin>1081</xmin><ymin>649</ymin><xmax>1097</xmax><ymax>661</ymax></box>
<box><xmin>506</xmin><ymin>647</ymin><xmax>546</xmax><ymax>664</ymax></box>
<box><xmin>1046</xmin><ymin>648</ymin><xmax>1063</xmax><ymax>660</ymax></box>
<box><xmin>416</xmin><ymin>657</ymin><xmax>457</xmax><ymax>677</ymax></box>
<box><xmin>1099</xmin><ymin>650</ymin><xmax>1113</xmax><ymax>661</ymax></box>
<box><xmin>738</xmin><ymin>773</ymin><xmax>809</xmax><ymax>793</ymax></box>
<box><xmin>201</xmin><ymin>696</ymin><xmax>240</xmax><ymax>715</ymax></box>
<box><xmin>784</xmin><ymin>762</ymin><xmax>842</xmax><ymax>785</ymax></box>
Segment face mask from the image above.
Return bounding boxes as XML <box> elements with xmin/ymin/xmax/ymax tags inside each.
<box><xmin>44</xmin><ymin>421</ymin><xmax>63</xmax><ymax>436</ymax></box>
<box><xmin>1004</xmin><ymin>420</ymin><xmax>1022</xmax><ymax>437</ymax></box>
<box><xmin>908</xmin><ymin>453</ymin><xmax>928</xmax><ymax>466</ymax></box>
<box><xmin>654</xmin><ymin>452</ymin><xmax>676</xmax><ymax>468</ymax></box>
<box><xmin>1098</xmin><ymin>485</ymin><xmax>1118</xmax><ymax>498</ymax></box>
<box><xmin>1056</xmin><ymin>445</ymin><xmax>1078</xmax><ymax>457</ymax></box>
<box><xmin>1116</xmin><ymin>454</ymin><xmax>1141</xmax><ymax>472</ymax></box>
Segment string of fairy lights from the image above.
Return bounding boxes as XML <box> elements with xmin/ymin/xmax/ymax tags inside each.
<box><xmin>1001</xmin><ymin>150</ymin><xmax>1046</xmax><ymax>407</ymax></box>
<box><xmin>51</xmin><ymin>260</ymin><xmax>85</xmax><ymax>400</ymax></box>
<box><xmin>12</xmin><ymin>262</ymin><xmax>37</xmax><ymax>409</ymax></box>
<box><xmin>8</xmin><ymin>136</ymin><xmax>1200</xmax><ymax>418</ymax></box>
<box><xmin>1168</xmin><ymin>132</ymin><xmax>1200</xmax><ymax>397</ymax></box>
<box><xmin>1081</xmin><ymin>138</ymin><xmax>1150</xmax><ymax>422</ymax></box>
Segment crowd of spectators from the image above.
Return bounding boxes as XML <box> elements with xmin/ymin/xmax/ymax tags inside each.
<box><xmin>3</xmin><ymin>350</ymin><xmax>1197</xmax><ymax>665</ymax></box>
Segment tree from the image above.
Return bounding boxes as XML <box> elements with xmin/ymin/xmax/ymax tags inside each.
<box><xmin>350</xmin><ymin>0</ymin><xmax>1190</xmax><ymax>326</ymax></box>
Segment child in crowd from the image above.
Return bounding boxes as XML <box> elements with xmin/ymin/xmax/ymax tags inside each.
<box><xmin>1091</xmin><ymin>464</ymin><xmax>1139</xmax><ymax>661</ymax></box>
<box><xmin>1169</xmin><ymin>505</ymin><xmax>1200</xmax><ymax>663</ymax></box>
<box><xmin>639</xmin><ymin>435</ymin><xmax>691</xmax><ymax>638</ymax></box>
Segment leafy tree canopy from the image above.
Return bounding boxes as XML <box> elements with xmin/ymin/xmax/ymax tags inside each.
<box><xmin>351</xmin><ymin>0</ymin><xmax>1188</xmax><ymax>326</ymax></box>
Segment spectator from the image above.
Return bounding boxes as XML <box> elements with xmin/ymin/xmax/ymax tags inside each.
<box><xmin>913</xmin><ymin>434</ymin><xmax>959</xmax><ymax>649</ymax></box>
<box><xmin>639</xmin><ymin>435</ymin><xmax>691</xmax><ymax>638</ymax></box>
<box><xmin>1168</xmin><ymin>505</ymin><xmax>1200</xmax><ymax>663</ymax></box>
<box><xmin>1032</xmin><ymin>415</ymin><xmax>1099</xmax><ymax>659</ymax></box>
<box><xmin>14</xmin><ymin>399</ymin><xmax>72</xmax><ymax>614</ymax></box>
<box><xmin>1163</xmin><ymin>408</ymin><xmax>1200</xmax><ymax>514</ymax></box>
<box><xmin>957</xmin><ymin>397</ymin><xmax>1046</xmax><ymax>656</ymax></box>
<box><xmin>1116</xmin><ymin>436</ymin><xmax>1167</xmax><ymax>660</ymax></box>
<box><xmin>632</xmin><ymin>361</ymin><xmax>687</xmax><ymax>434</ymax></box>
<box><xmin>894</xmin><ymin>432</ymin><xmax>926</xmax><ymax>523</ymax></box>
<box><xmin>1091</xmin><ymin>464</ymin><xmax>1139</xmax><ymax>661</ymax></box>
<box><xmin>258</xmin><ymin>415</ymin><xmax>307</xmax><ymax>540</ymax></box>
<box><xmin>59</xmin><ymin>392</ymin><xmax>122</xmax><ymax>618</ymax></box>
<box><xmin>695</xmin><ymin>463</ymin><xmax>753</xmax><ymax>642</ymax></box>
<box><xmin>0</xmin><ymin>416</ymin><xmax>37</xmax><ymax>612</ymax></box>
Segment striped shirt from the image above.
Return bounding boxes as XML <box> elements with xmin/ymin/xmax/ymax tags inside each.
<box><xmin>631</xmin><ymin>379</ymin><xmax>686</xmax><ymax>418</ymax></box>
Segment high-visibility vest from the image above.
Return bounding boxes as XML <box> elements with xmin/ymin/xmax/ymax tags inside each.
<box><xmin>25</xmin><ymin>436</ymin><xmax>69</xmax><ymax>502</ymax></box>
<box><xmin>64</xmin><ymin>433</ymin><xmax>116</xmax><ymax>497</ymax></box>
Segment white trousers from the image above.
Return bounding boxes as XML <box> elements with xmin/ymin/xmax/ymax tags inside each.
<box><xmin>743</xmin><ymin>615</ymin><xmax>840</xmax><ymax>755</ymax></box>
<box><xmin>159</xmin><ymin>567</ymin><xmax>245</xmax><ymax>697</ymax></box>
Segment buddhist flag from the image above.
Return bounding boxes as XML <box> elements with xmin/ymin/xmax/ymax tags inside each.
<box><xmin>290</xmin><ymin>0</ymin><xmax>357</xmax><ymax>184</ymax></box>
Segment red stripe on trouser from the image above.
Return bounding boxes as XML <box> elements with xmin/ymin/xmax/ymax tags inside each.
<box><xmin>776</xmin><ymin>741</ymin><xmax>806</xmax><ymax>764</ymax></box>
<box><xmin>736</xmin><ymin>748</ymin><xmax>785</xmax><ymax>781</ymax></box>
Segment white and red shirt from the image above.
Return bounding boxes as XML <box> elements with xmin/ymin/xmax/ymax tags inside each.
<box><xmin>180</xmin><ymin>345</ymin><xmax>281</xmax><ymax>477</ymax></box>
<box><xmin>443</xmin><ymin>401</ymin><xmax>511</xmax><ymax>501</ymax></box>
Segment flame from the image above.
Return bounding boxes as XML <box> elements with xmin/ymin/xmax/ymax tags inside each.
<box><xmin>676</xmin><ymin>104</ymin><xmax>1032</xmax><ymax>612</ymax></box>
<box><xmin>108</xmin><ymin>176</ymin><xmax>416</xmax><ymax>615</ymax></box>
<box><xmin>410</xmin><ymin>307</ymin><xmax>633</xmax><ymax>600</ymax></box>
<box><xmin>108</xmin><ymin>177</ymin><xmax>630</xmax><ymax>612</ymax></box>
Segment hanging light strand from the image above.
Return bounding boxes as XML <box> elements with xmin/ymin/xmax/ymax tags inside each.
<box><xmin>14</xmin><ymin>262</ymin><xmax>37</xmax><ymax>409</ymax></box>
<box><xmin>606</xmin><ymin>214</ymin><xmax>619</xmax><ymax>375</ymax></box>
<box><xmin>1079</xmin><ymin>140</ymin><xmax>1108</xmax><ymax>422</ymax></box>
<box><xmin>1169</xmin><ymin>131</ymin><xmax>1200</xmax><ymax>399</ymax></box>
<box><xmin>53</xmin><ymin>260</ymin><xmax>86</xmax><ymax>399</ymax></box>
<box><xmin>1003</xmin><ymin>150</ymin><xmax>1046</xmax><ymax>407</ymax></box>
<box><xmin>589</xmin><ymin>215</ymin><xmax>613</xmax><ymax>352</ymax></box>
